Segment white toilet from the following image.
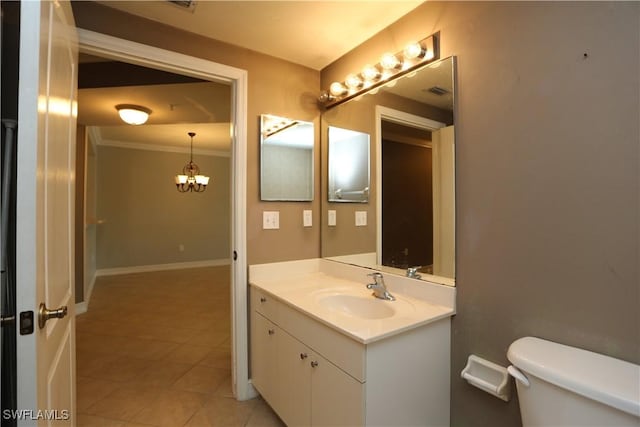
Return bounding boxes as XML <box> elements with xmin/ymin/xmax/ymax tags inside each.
<box><xmin>507</xmin><ymin>337</ymin><xmax>640</xmax><ymax>426</ymax></box>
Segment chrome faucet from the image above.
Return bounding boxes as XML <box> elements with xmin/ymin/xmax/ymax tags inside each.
<box><xmin>406</xmin><ymin>266</ymin><xmax>422</xmax><ymax>279</ymax></box>
<box><xmin>366</xmin><ymin>272</ymin><xmax>395</xmax><ymax>301</ymax></box>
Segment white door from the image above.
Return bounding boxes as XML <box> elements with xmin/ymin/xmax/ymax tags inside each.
<box><xmin>15</xmin><ymin>1</ymin><xmax>78</xmax><ymax>425</ymax></box>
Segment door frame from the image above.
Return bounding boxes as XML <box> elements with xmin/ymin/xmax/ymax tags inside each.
<box><xmin>77</xmin><ymin>29</ymin><xmax>255</xmax><ymax>400</ymax></box>
<box><xmin>374</xmin><ymin>106</ymin><xmax>446</xmax><ymax>267</ymax></box>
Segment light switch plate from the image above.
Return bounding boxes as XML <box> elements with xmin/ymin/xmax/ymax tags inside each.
<box><xmin>303</xmin><ymin>210</ymin><xmax>312</xmax><ymax>227</ymax></box>
<box><xmin>328</xmin><ymin>210</ymin><xmax>337</xmax><ymax>226</ymax></box>
<box><xmin>263</xmin><ymin>211</ymin><xmax>280</xmax><ymax>229</ymax></box>
<box><xmin>355</xmin><ymin>211</ymin><xmax>367</xmax><ymax>226</ymax></box>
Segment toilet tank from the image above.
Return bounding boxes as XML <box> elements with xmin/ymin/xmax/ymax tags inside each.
<box><xmin>507</xmin><ymin>337</ymin><xmax>640</xmax><ymax>427</ymax></box>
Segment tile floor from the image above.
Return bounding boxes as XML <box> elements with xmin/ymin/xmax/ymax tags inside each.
<box><xmin>76</xmin><ymin>266</ymin><xmax>284</xmax><ymax>427</ymax></box>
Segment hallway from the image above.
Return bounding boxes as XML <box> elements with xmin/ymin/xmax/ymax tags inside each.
<box><xmin>76</xmin><ymin>266</ymin><xmax>282</xmax><ymax>426</ymax></box>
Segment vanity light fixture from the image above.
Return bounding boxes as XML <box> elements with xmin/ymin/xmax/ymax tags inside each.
<box><xmin>175</xmin><ymin>132</ymin><xmax>210</xmax><ymax>193</ymax></box>
<box><xmin>262</xmin><ymin>114</ymin><xmax>299</xmax><ymax>138</ymax></box>
<box><xmin>115</xmin><ymin>104</ymin><xmax>152</xmax><ymax>125</ymax></box>
<box><xmin>318</xmin><ymin>33</ymin><xmax>439</xmax><ymax>108</ymax></box>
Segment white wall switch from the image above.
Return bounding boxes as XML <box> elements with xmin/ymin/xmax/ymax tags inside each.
<box><xmin>328</xmin><ymin>210</ymin><xmax>337</xmax><ymax>226</ymax></box>
<box><xmin>355</xmin><ymin>211</ymin><xmax>367</xmax><ymax>226</ymax></box>
<box><xmin>263</xmin><ymin>211</ymin><xmax>280</xmax><ymax>229</ymax></box>
<box><xmin>303</xmin><ymin>210</ymin><xmax>312</xmax><ymax>227</ymax></box>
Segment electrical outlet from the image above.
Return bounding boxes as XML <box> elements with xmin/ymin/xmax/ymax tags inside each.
<box><xmin>355</xmin><ymin>211</ymin><xmax>367</xmax><ymax>226</ymax></box>
<box><xmin>328</xmin><ymin>210</ymin><xmax>337</xmax><ymax>226</ymax></box>
<box><xmin>303</xmin><ymin>210</ymin><xmax>312</xmax><ymax>227</ymax></box>
<box><xmin>178</xmin><ymin>244</ymin><xmax>185</xmax><ymax>252</ymax></box>
<box><xmin>263</xmin><ymin>211</ymin><xmax>280</xmax><ymax>229</ymax></box>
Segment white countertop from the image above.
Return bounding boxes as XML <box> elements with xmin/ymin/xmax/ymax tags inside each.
<box><xmin>249</xmin><ymin>259</ymin><xmax>455</xmax><ymax>344</ymax></box>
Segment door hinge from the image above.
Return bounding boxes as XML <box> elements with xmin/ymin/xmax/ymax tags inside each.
<box><xmin>233</xmin><ymin>250</ymin><xmax>238</xmax><ymax>261</ymax></box>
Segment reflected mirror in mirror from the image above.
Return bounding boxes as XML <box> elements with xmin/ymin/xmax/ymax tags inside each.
<box><xmin>260</xmin><ymin>114</ymin><xmax>314</xmax><ymax>201</ymax></box>
<box><xmin>328</xmin><ymin>126</ymin><xmax>370</xmax><ymax>203</ymax></box>
<box><xmin>321</xmin><ymin>56</ymin><xmax>456</xmax><ymax>286</ymax></box>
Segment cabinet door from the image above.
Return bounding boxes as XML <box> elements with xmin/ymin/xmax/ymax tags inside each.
<box><xmin>251</xmin><ymin>312</ymin><xmax>279</xmax><ymax>408</ymax></box>
<box><xmin>311</xmin><ymin>353</ymin><xmax>364</xmax><ymax>426</ymax></box>
<box><xmin>276</xmin><ymin>330</ymin><xmax>312</xmax><ymax>426</ymax></box>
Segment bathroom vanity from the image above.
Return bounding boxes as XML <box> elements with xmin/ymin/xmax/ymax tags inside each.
<box><xmin>249</xmin><ymin>259</ymin><xmax>455</xmax><ymax>426</ymax></box>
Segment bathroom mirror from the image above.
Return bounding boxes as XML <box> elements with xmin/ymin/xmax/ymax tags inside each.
<box><xmin>260</xmin><ymin>114</ymin><xmax>314</xmax><ymax>201</ymax></box>
<box><xmin>328</xmin><ymin>126</ymin><xmax>370</xmax><ymax>203</ymax></box>
<box><xmin>321</xmin><ymin>56</ymin><xmax>456</xmax><ymax>286</ymax></box>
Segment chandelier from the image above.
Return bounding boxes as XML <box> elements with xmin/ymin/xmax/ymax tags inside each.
<box><xmin>174</xmin><ymin>132</ymin><xmax>210</xmax><ymax>192</ymax></box>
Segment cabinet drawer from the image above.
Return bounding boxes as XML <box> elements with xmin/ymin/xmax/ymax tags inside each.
<box><xmin>250</xmin><ymin>286</ymin><xmax>280</xmax><ymax>321</ymax></box>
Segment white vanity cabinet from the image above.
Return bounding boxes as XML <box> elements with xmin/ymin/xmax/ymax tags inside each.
<box><xmin>250</xmin><ymin>284</ymin><xmax>451</xmax><ymax>426</ymax></box>
<box><xmin>251</xmin><ymin>288</ymin><xmax>364</xmax><ymax>426</ymax></box>
<box><xmin>250</xmin><ymin>311</ymin><xmax>280</xmax><ymax>410</ymax></box>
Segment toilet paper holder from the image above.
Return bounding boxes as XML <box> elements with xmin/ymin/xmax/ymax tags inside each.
<box><xmin>461</xmin><ymin>354</ymin><xmax>511</xmax><ymax>402</ymax></box>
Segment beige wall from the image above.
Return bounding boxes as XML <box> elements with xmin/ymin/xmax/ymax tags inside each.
<box><xmin>324</xmin><ymin>2</ymin><xmax>639</xmax><ymax>425</ymax></box>
<box><xmin>72</xmin><ymin>2</ymin><xmax>321</xmax><ymax>265</ymax></box>
<box><xmin>85</xmin><ymin>135</ymin><xmax>97</xmax><ymax>295</ymax></box>
<box><xmin>96</xmin><ymin>146</ymin><xmax>230</xmax><ymax>269</ymax></box>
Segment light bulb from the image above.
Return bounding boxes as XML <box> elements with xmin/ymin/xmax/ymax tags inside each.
<box><xmin>380</xmin><ymin>53</ymin><xmax>401</xmax><ymax>70</ymax></box>
<box><xmin>329</xmin><ymin>82</ymin><xmax>347</xmax><ymax>97</ymax></box>
<box><xmin>403</xmin><ymin>42</ymin><xmax>424</xmax><ymax>60</ymax></box>
<box><xmin>175</xmin><ymin>175</ymin><xmax>188</xmax><ymax>185</ymax></box>
<box><xmin>362</xmin><ymin>64</ymin><xmax>380</xmax><ymax>82</ymax></box>
<box><xmin>344</xmin><ymin>73</ymin><xmax>363</xmax><ymax>90</ymax></box>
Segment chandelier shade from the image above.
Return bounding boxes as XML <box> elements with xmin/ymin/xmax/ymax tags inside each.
<box><xmin>175</xmin><ymin>132</ymin><xmax>210</xmax><ymax>192</ymax></box>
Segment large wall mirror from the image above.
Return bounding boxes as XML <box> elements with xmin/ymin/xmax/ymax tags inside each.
<box><xmin>321</xmin><ymin>56</ymin><xmax>456</xmax><ymax>286</ymax></box>
<box><xmin>260</xmin><ymin>114</ymin><xmax>314</xmax><ymax>201</ymax></box>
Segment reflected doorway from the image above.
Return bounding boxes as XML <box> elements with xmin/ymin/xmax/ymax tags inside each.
<box><xmin>381</xmin><ymin>120</ymin><xmax>433</xmax><ymax>270</ymax></box>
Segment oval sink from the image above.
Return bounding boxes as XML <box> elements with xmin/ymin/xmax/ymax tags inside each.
<box><xmin>318</xmin><ymin>294</ymin><xmax>395</xmax><ymax>319</ymax></box>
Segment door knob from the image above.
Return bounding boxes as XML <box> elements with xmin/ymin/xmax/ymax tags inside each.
<box><xmin>38</xmin><ymin>303</ymin><xmax>67</xmax><ymax>329</ymax></box>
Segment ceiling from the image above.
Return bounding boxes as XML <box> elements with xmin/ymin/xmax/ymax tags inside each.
<box><xmin>81</xmin><ymin>1</ymin><xmax>429</xmax><ymax>153</ymax></box>
<box><xmin>78</xmin><ymin>80</ymin><xmax>233</xmax><ymax>151</ymax></box>
<box><xmin>95</xmin><ymin>1</ymin><xmax>425</xmax><ymax>70</ymax></box>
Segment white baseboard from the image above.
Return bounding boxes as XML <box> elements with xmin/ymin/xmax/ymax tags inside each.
<box><xmin>95</xmin><ymin>259</ymin><xmax>231</xmax><ymax>277</ymax></box>
<box><xmin>75</xmin><ymin>301</ymin><xmax>88</xmax><ymax>315</ymax></box>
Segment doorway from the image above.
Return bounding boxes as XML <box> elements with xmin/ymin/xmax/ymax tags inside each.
<box><xmin>375</xmin><ymin>106</ymin><xmax>446</xmax><ymax>271</ymax></box>
<box><xmin>381</xmin><ymin>120</ymin><xmax>433</xmax><ymax>269</ymax></box>
<box><xmin>77</xmin><ymin>29</ymin><xmax>252</xmax><ymax>401</ymax></box>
